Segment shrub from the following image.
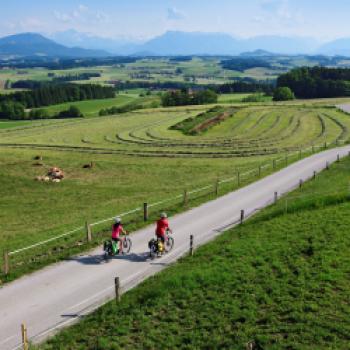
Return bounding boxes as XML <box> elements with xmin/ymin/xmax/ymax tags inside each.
<box><xmin>29</xmin><ymin>109</ymin><xmax>50</xmax><ymax>120</ymax></box>
<box><xmin>57</xmin><ymin>106</ymin><xmax>84</xmax><ymax>119</ymax></box>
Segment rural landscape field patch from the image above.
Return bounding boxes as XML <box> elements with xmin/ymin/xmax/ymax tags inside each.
<box><xmin>1</xmin><ymin>103</ymin><xmax>349</xmax><ymax>278</ymax></box>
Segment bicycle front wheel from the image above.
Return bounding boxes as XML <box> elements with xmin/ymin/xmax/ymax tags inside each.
<box><xmin>164</xmin><ymin>236</ymin><xmax>174</xmax><ymax>253</ymax></box>
<box><xmin>122</xmin><ymin>237</ymin><xmax>132</xmax><ymax>254</ymax></box>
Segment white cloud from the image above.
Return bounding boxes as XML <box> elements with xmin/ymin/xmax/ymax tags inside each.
<box><xmin>54</xmin><ymin>11</ymin><xmax>72</xmax><ymax>23</ymax></box>
<box><xmin>53</xmin><ymin>5</ymin><xmax>109</xmax><ymax>25</ymax></box>
<box><xmin>260</xmin><ymin>0</ymin><xmax>286</xmax><ymax>13</ymax></box>
<box><xmin>78</xmin><ymin>4</ymin><xmax>88</xmax><ymax>12</ymax></box>
<box><xmin>95</xmin><ymin>11</ymin><xmax>109</xmax><ymax>23</ymax></box>
<box><xmin>258</xmin><ymin>0</ymin><xmax>304</xmax><ymax>25</ymax></box>
<box><xmin>167</xmin><ymin>7</ymin><xmax>185</xmax><ymax>21</ymax></box>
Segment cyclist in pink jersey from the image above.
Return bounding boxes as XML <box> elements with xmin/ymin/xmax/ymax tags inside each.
<box><xmin>111</xmin><ymin>217</ymin><xmax>127</xmax><ymax>254</ymax></box>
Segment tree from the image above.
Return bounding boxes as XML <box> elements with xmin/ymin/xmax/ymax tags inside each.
<box><xmin>273</xmin><ymin>87</ymin><xmax>295</xmax><ymax>101</ymax></box>
<box><xmin>0</xmin><ymin>101</ymin><xmax>25</xmax><ymax>120</ymax></box>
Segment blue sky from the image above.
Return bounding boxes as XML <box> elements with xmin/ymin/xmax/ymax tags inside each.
<box><xmin>1</xmin><ymin>0</ymin><xmax>349</xmax><ymax>41</ymax></box>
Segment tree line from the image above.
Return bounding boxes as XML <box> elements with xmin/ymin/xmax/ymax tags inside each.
<box><xmin>113</xmin><ymin>80</ymin><xmax>274</xmax><ymax>95</ymax></box>
<box><xmin>221</xmin><ymin>58</ymin><xmax>272</xmax><ymax>72</ymax></box>
<box><xmin>216</xmin><ymin>81</ymin><xmax>274</xmax><ymax>94</ymax></box>
<box><xmin>0</xmin><ymin>83</ymin><xmax>115</xmax><ymax>108</ymax></box>
<box><xmin>277</xmin><ymin>67</ymin><xmax>350</xmax><ymax>99</ymax></box>
<box><xmin>0</xmin><ymin>57</ymin><xmax>137</xmax><ymax>70</ymax></box>
<box><xmin>51</xmin><ymin>72</ymin><xmax>101</xmax><ymax>82</ymax></box>
<box><xmin>0</xmin><ymin>83</ymin><xmax>114</xmax><ymax>119</ymax></box>
<box><xmin>0</xmin><ymin>103</ymin><xmax>84</xmax><ymax>120</ymax></box>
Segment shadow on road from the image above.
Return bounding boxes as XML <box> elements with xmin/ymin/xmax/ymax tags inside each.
<box><xmin>113</xmin><ymin>252</ymin><xmax>149</xmax><ymax>263</ymax></box>
<box><xmin>67</xmin><ymin>255</ymin><xmax>105</xmax><ymax>265</ymax></box>
<box><xmin>68</xmin><ymin>252</ymin><xmax>149</xmax><ymax>265</ymax></box>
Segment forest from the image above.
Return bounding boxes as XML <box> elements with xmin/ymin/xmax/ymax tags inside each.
<box><xmin>277</xmin><ymin>67</ymin><xmax>350</xmax><ymax>98</ymax></box>
<box><xmin>0</xmin><ymin>83</ymin><xmax>115</xmax><ymax>108</ymax></box>
<box><xmin>221</xmin><ymin>57</ymin><xmax>272</xmax><ymax>72</ymax></box>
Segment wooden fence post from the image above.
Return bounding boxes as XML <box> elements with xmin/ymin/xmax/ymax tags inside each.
<box><xmin>190</xmin><ymin>235</ymin><xmax>194</xmax><ymax>256</ymax></box>
<box><xmin>237</xmin><ymin>171</ymin><xmax>240</xmax><ymax>186</ymax></box>
<box><xmin>21</xmin><ymin>323</ymin><xmax>28</xmax><ymax>350</ymax></box>
<box><xmin>3</xmin><ymin>250</ymin><xmax>9</xmax><ymax>275</ymax></box>
<box><xmin>240</xmin><ymin>210</ymin><xmax>245</xmax><ymax>224</ymax></box>
<box><xmin>85</xmin><ymin>222</ymin><xmax>92</xmax><ymax>242</ymax></box>
<box><xmin>324</xmin><ymin>141</ymin><xmax>327</xmax><ymax>149</ymax></box>
<box><xmin>115</xmin><ymin>277</ymin><xmax>121</xmax><ymax>303</ymax></box>
<box><xmin>299</xmin><ymin>179</ymin><xmax>303</xmax><ymax>189</ymax></box>
<box><xmin>274</xmin><ymin>191</ymin><xmax>278</xmax><ymax>204</ymax></box>
<box><xmin>337</xmin><ymin>154</ymin><xmax>340</xmax><ymax>162</ymax></box>
<box><xmin>313</xmin><ymin>171</ymin><xmax>317</xmax><ymax>180</ymax></box>
<box><xmin>183</xmin><ymin>189</ymin><xmax>188</xmax><ymax>206</ymax></box>
<box><xmin>214</xmin><ymin>179</ymin><xmax>219</xmax><ymax>196</ymax></box>
<box><xmin>326</xmin><ymin>161</ymin><xmax>330</xmax><ymax>170</ymax></box>
<box><xmin>143</xmin><ymin>203</ymin><xmax>148</xmax><ymax>222</ymax></box>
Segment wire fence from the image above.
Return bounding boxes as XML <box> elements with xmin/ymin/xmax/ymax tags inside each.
<box><xmin>1</xmin><ymin>140</ymin><xmax>348</xmax><ymax>277</ymax></box>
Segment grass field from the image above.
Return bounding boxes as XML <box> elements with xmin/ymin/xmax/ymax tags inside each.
<box><xmin>0</xmin><ymin>120</ymin><xmax>33</xmax><ymax>129</ymax></box>
<box><xmin>3</xmin><ymin>104</ymin><xmax>350</xmax><ymax>157</ymax></box>
<box><xmin>35</xmin><ymin>150</ymin><xmax>350</xmax><ymax>350</ymax></box>
<box><xmin>31</xmin><ymin>95</ymin><xmax>136</xmax><ymax>117</ymax></box>
<box><xmin>218</xmin><ymin>93</ymin><xmax>253</xmax><ymax>103</ymax></box>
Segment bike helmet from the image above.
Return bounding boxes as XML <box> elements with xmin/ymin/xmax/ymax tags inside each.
<box><xmin>160</xmin><ymin>212</ymin><xmax>167</xmax><ymax>218</ymax></box>
<box><xmin>115</xmin><ymin>216</ymin><xmax>121</xmax><ymax>223</ymax></box>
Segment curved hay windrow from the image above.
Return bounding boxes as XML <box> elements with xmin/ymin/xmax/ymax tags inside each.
<box><xmin>0</xmin><ymin>106</ymin><xmax>348</xmax><ymax>158</ymax></box>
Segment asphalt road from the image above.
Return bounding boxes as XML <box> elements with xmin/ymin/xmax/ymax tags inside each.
<box><xmin>337</xmin><ymin>104</ymin><xmax>350</xmax><ymax>113</ymax></box>
<box><xmin>1</xmin><ymin>146</ymin><xmax>350</xmax><ymax>350</ymax></box>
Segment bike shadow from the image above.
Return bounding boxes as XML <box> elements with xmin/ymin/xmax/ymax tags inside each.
<box><xmin>68</xmin><ymin>252</ymin><xmax>149</xmax><ymax>265</ymax></box>
<box><xmin>67</xmin><ymin>254</ymin><xmax>105</xmax><ymax>265</ymax></box>
<box><xmin>113</xmin><ymin>252</ymin><xmax>149</xmax><ymax>263</ymax></box>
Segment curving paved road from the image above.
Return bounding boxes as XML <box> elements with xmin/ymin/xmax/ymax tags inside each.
<box><xmin>1</xmin><ymin>146</ymin><xmax>350</xmax><ymax>350</ymax></box>
<box><xmin>337</xmin><ymin>104</ymin><xmax>350</xmax><ymax>113</ymax></box>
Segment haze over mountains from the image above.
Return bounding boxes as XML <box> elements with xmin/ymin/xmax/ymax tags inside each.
<box><xmin>1</xmin><ymin>31</ymin><xmax>350</xmax><ymax>58</ymax></box>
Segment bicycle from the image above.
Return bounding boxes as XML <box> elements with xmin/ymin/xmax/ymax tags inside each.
<box><xmin>103</xmin><ymin>234</ymin><xmax>132</xmax><ymax>259</ymax></box>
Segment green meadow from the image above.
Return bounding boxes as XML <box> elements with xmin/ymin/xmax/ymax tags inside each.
<box><xmin>35</xmin><ymin>143</ymin><xmax>350</xmax><ymax>350</ymax></box>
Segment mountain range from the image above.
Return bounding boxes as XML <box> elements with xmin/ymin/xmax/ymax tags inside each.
<box><xmin>1</xmin><ymin>31</ymin><xmax>350</xmax><ymax>58</ymax></box>
<box><xmin>0</xmin><ymin>33</ymin><xmax>108</xmax><ymax>58</ymax></box>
